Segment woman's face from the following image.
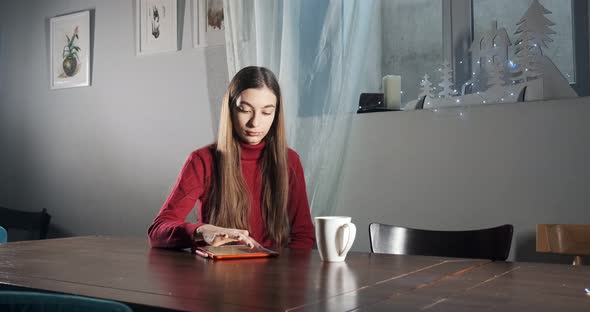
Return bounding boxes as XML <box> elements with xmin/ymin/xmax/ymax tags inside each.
<box><xmin>232</xmin><ymin>87</ymin><xmax>277</xmax><ymax>145</ymax></box>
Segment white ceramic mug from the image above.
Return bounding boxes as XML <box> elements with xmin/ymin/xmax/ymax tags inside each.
<box><xmin>315</xmin><ymin>216</ymin><xmax>357</xmax><ymax>262</ymax></box>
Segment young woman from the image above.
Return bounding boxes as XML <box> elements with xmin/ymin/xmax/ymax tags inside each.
<box><xmin>148</xmin><ymin>66</ymin><xmax>315</xmax><ymax>250</ymax></box>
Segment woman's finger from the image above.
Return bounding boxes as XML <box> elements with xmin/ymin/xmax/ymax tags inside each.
<box><xmin>237</xmin><ymin>233</ymin><xmax>261</xmax><ymax>249</ymax></box>
<box><xmin>211</xmin><ymin>236</ymin><xmax>238</xmax><ymax>246</ymax></box>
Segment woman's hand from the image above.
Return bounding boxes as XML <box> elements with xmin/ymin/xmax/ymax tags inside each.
<box><xmin>194</xmin><ymin>224</ymin><xmax>261</xmax><ymax>248</ymax></box>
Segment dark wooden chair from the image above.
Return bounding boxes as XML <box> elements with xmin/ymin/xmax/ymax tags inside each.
<box><xmin>369</xmin><ymin>223</ymin><xmax>513</xmax><ymax>261</ymax></box>
<box><xmin>0</xmin><ymin>207</ymin><xmax>51</xmax><ymax>241</ymax></box>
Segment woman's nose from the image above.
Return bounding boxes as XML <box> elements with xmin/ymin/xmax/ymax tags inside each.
<box><xmin>248</xmin><ymin>114</ymin><xmax>260</xmax><ymax>127</ymax></box>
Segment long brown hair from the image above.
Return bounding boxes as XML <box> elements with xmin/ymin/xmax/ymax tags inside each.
<box><xmin>208</xmin><ymin>66</ymin><xmax>290</xmax><ymax>247</ymax></box>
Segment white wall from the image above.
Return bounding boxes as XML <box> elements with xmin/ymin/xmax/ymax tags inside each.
<box><xmin>337</xmin><ymin>98</ymin><xmax>590</xmax><ymax>262</ymax></box>
<box><xmin>0</xmin><ymin>0</ymin><xmax>227</xmax><ymax>237</ymax></box>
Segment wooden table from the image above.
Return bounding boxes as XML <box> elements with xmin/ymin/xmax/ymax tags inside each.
<box><xmin>0</xmin><ymin>237</ymin><xmax>588</xmax><ymax>311</ymax></box>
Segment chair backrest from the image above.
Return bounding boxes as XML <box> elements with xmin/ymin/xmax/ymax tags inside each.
<box><xmin>369</xmin><ymin>223</ymin><xmax>514</xmax><ymax>261</ymax></box>
<box><xmin>0</xmin><ymin>207</ymin><xmax>51</xmax><ymax>241</ymax></box>
<box><xmin>0</xmin><ymin>226</ymin><xmax>7</xmax><ymax>243</ymax></box>
<box><xmin>0</xmin><ymin>291</ymin><xmax>133</xmax><ymax>312</ymax></box>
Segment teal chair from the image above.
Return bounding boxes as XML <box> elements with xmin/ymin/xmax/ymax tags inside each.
<box><xmin>0</xmin><ymin>226</ymin><xmax>6</xmax><ymax>243</ymax></box>
<box><xmin>0</xmin><ymin>291</ymin><xmax>133</xmax><ymax>312</ymax></box>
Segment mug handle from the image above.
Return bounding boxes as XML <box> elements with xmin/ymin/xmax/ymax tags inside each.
<box><xmin>338</xmin><ymin>222</ymin><xmax>357</xmax><ymax>257</ymax></box>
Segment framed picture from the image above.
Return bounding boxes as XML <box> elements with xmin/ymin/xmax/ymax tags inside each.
<box><xmin>193</xmin><ymin>0</ymin><xmax>225</xmax><ymax>48</ymax></box>
<box><xmin>136</xmin><ymin>0</ymin><xmax>178</xmax><ymax>55</ymax></box>
<box><xmin>49</xmin><ymin>11</ymin><xmax>91</xmax><ymax>90</ymax></box>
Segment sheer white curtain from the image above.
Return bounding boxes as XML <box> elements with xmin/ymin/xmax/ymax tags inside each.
<box><xmin>224</xmin><ymin>0</ymin><xmax>381</xmax><ymax>216</ymax></box>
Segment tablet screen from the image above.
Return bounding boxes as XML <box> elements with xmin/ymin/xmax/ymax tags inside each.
<box><xmin>195</xmin><ymin>245</ymin><xmax>279</xmax><ymax>259</ymax></box>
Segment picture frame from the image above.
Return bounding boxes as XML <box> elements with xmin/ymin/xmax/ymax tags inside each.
<box><xmin>193</xmin><ymin>0</ymin><xmax>225</xmax><ymax>48</ymax></box>
<box><xmin>49</xmin><ymin>11</ymin><xmax>91</xmax><ymax>90</ymax></box>
<box><xmin>136</xmin><ymin>0</ymin><xmax>178</xmax><ymax>55</ymax></box>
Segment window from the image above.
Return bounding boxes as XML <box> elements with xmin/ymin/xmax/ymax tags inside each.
<box><xmin>473</xmin><ymin>0</ymin><xmax>575</xmax><ymax>83</ymax></box>
<box><xmin>382</xmin><ymin>0</ymin><xmax>443</xmax><ymax>104</ymax></box>
<box><xmin>379</xmin><ymin>0</ymin><xmax>588</xmax><ymax>108</ymax></box>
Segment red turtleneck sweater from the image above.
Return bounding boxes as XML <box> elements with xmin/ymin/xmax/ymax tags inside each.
<box><xmin>148</xmin><ymin>142</ymin><xmax>315</xmax><ymax>249</ymax></box>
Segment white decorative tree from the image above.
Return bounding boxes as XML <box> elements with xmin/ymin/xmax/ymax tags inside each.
<box><xmin>509</xmin><ymin>0</ymin><xmax>553</xmax><ymax>82</ymax></box>
<box><xmin>518</xmin><ymin>53</ymin><xmax>540</xmax><ymax>81</ymax></box>
<box><xmin>489</xmin><ymin>61</ymin><xmax>506</xmax><ymax>88</ymax></box>
<box><xmin>419</xmin><ymin>74</ymin><xmax>435</xmax><ymax>98</ymax></box>
<box><xmin>438</xmin><ymin>60</ymin><xmax>454</xmax><ymax>99</ymax></box>
<box><xmin>514</xmin><ymin>0</ymin><xmax>556</xmax><ymax>56</ymax></box>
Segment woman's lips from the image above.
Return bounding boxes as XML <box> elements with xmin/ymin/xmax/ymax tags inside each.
<box><xmin>246</xmin><ymin>131</ymin><xmax>261</xmax><ymax>136</ymax></box>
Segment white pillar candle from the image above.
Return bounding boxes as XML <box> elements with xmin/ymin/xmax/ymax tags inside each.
<box><xmin>383</xmin><ymin>75</ymin><xmax>401</xmax><ymax>109</ymax></box>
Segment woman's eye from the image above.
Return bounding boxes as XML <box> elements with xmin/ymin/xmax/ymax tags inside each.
<box><xmin>238</xmin><ymin>107</ymin><xmax>251</xmax><ymax>113</ymax></box>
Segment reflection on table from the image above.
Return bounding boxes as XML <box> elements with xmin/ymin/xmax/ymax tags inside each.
<box><xmin>0</xmin><ymin>236</ymin><xmax>588</xmax><ymax>311</ymax></box>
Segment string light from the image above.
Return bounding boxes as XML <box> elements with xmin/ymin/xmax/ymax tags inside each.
<box><xmin>419</xmin><ymin>51</ymin><xmax>540</xmax><ymax>107</ymax></box>
<box><xmin>508</xmin><ymin>60</ymin><xmax>516</xmax><ymax>68</ymax></box>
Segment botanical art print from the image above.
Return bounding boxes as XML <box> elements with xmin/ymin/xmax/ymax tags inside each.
<box><xmin>207</xmin><ymin>0</ymin><xmax>224</xmax><ymax>31</ymax></box>
<box><xmin>151</xmin><ymin>6</ymin><xmax>161</xmax><ymax>39</ymax></box>
<box><xmin>50</xmin><ymin>11</ymin><xmax>91</xmax><ymax>89</ymax></box>
<box><xmin>193</xmin><ymin>0</ymin><xmax>225</xmax><ymax>47</ymax></box>
<box><xmin>137</xmin><ymin>0</ymin><xmax>178</xmax><ymax>55</ymax></box>
<box><xmin>61</xmin><ymin>26</ymin><xmax>81</xmax><ymax>78</ymax></box>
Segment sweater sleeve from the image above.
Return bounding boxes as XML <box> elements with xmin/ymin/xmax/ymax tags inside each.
<box><xmin>148</xmin><ymin>151</ymin><xmax>207</xmax><ymax>249</ymax></box>
<box><xmin>287</xmin><ymin>152</ymin><xmax>315</xmax><ymax>249</ymax></box>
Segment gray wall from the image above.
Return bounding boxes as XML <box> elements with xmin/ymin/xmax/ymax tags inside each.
<box><xmin>337</xmin><ymin>97</ymin><xmax>590</xmax><ymax>262</ymax></box>
<box><xmin>0</xmin><ymin>0</ymin><xmax>227</xmax><ymax>238</ymax></box>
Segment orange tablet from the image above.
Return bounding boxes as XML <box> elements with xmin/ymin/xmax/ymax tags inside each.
<box><xmin>194</xmin><ymin>245</ymin><xmax>279</xmax><ymax>260</ymax></box>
